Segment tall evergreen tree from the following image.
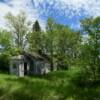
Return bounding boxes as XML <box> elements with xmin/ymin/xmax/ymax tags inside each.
<box><xmin>28</xmin><ymin>20</ymin><xmax>42</xmax><ymax>53</ymax></box>
<box><xmin>33</xmin><ymin>20</ymin><xmax>41</xmax><ymax>32</ymax></box>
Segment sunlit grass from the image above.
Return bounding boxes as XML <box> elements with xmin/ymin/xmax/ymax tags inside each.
<box><xmin>0</xmin><ymin>69</ymin><xmax>100</xmax><ymax>100</ymax></box>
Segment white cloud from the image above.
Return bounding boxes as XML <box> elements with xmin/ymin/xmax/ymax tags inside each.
<box><xmin>32</xmin><ymin>0</ymin><xmax>100</xmax><ymax>18</ymax></box>
<box><xmin>0</xmin><ymin>0</ymin><xmax>100</xmax><ymax>29</ymax></box>
<box><xmin>0</xmin><ymin>0</ymin><xmax>46</xmax><ymax>30</ymax></box>
<box><xmin>32</xmin><ymin>0</ymin><xmax>100</xmax><ymax>29</ymax></box>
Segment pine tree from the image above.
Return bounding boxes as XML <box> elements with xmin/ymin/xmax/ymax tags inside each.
<box><xmin>33</xmin><ymin>20</ymin><xmax>41</xmax><ymax>32</ymax></box>
<box><xmin>28</xmin><ymin>20</ymin><xmax>42</xmax><ymax>53</ymax></box>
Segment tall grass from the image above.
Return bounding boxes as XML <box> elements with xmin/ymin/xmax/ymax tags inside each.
<box><xmin>0</xmin><ymin>69</ymin><xmax>100</xmax><ymax>100</ymax></box>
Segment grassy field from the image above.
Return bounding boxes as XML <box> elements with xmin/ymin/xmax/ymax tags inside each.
<box><xmin>0</xmin><ymin>69</ymin><xmax>100</xmax><ymax>100</ymax></box>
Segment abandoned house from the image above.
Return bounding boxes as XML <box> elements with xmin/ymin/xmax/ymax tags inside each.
<box><xmin>10</xmin><ymin>52</ymin><xmax>51</xmax><ymax>77</ymax></box>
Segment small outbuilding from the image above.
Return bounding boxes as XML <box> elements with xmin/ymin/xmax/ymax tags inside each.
<box><xmin>10</xmin><ymin>52</ymin><xmax>51</xmax><ymax>77</ymax></box>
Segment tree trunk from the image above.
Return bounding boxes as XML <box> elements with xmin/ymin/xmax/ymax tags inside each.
<box><xmin>50</xmin><ymin>46</ymin><xmax>54</xmax><ymax>71</ymax></box>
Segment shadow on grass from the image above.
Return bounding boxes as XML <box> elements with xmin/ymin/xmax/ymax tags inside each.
<box><xmin>55</xmin><ymin>72</ymin><xmax>100</xmax><ymax>100</ymax></box>
<box><xmin>56</xmin><ymin>81</ymin><xmax>100</xmax><ymax>100</ymax></box>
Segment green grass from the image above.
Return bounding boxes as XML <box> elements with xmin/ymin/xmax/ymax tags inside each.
<box><xmin>0</xmin><ymin>69</ymin><xmax>100</xmax><ymax>100</ymax></box>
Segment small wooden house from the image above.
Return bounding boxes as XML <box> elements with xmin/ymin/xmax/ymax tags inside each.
<box><xmin>10</xmin><ymin>52</ymin><xmax>51</xmax><ymax>77</ymax></box>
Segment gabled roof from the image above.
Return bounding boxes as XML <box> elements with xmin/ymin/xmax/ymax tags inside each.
<box><xmin>11</xmin><ymin>51</ymin><xmax>50</xmax><ymax>62</ymax></box>
<box><xmin>21</xmin><ymin>51</ymin><xmax>50</xmax><ymax>62</ymax></box>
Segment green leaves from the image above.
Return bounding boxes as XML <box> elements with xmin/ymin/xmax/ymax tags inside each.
<box><xmin>5</xmin><ymin>11</ymin><xmax>30</xmax><ymax>50</ymax></box>
<box><xmin>0</xmin><ymin>29</ymin><xmax>12</xmax><ymax>51</ymax></box>
<box><xmin>81</xmin><ymin>17</ymin><xmax>100</xmax><ymax>80</ymax></box>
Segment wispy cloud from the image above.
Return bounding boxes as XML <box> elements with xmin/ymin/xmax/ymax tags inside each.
<box><xmin>0</xmin><ymin>0</ymin><xmax>45</xmax><ymax>29</ymax></box>
<box><xmin>32</xmin><ymin>0</ymin><xmax>100</xmax><ymax>29</ymax></box>
<box><xmin>32</xmin><ymin>0</ymin><xmax>100</xmax><ymax>18</ymax></box>
<box><xmin>0</xmin><ymin>0</ymin><xmax>100</xmax><ymax>29</ymax></box>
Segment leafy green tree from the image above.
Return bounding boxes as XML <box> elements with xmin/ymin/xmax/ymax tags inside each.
<box><xmin>5</xmin><ymin>11</ymin><xmax>30</xmax><ymax>52</ymax></box>
<box><xmin>43</xmin><ymin>18</ymin><xmax>81</xmax><ymax>70</ymax></box>
<box><xmin>0</xmin><ymin>29</ymin><xmax>12</xmax><ymax>53</ymax></box>
<box><xmin>0</xmin><ymin>29</ymin><xmax>13</xmax><ymax>72</ymax></box>
<box><xmin>45</xmin><ymin>18</ymin><xmax>56</xmax><ymax>71</ymax></box>
<box><xmin>81</xmin><ymin>17</ymin><xmax>100</xmax><ymax>80</ymax></box>
<box><xmin>54</xmin><ymin>24</ymin><xmax>81</xmax><ymax>69</ymax></box>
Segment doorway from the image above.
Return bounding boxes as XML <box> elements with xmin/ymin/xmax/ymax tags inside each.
<box><xmin>24</xmin><ymin>62</ymin><xmax>27</xmax><ymax>75</ymax></box>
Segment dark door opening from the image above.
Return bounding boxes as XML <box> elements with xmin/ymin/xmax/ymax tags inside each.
<box><xmin>24</xmin><ymin>62</ymin><xmax>27</xmax><ymax>75</ymax></box>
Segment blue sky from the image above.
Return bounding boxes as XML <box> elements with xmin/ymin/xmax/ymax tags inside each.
<box><xmin>0</xmin><ymin>0</ymin><xmax>100</xmax><ymax>30</ymax></box>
